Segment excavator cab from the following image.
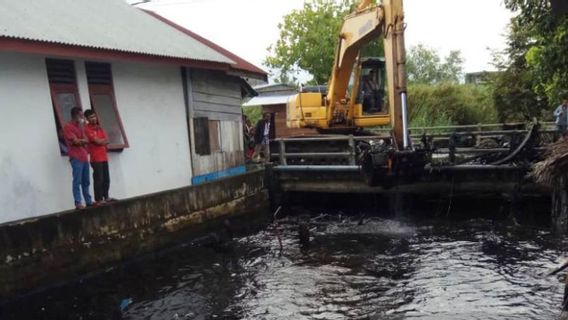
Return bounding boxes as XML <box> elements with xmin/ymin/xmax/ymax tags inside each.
<box><xmin>351</xmin><ymin>57</ymin><xmax>391</xmax><ymax>128</ymax></box>
<box><xmin>354</xmin><ymin>57</ymin><xmax>386</xmax><ymax>115</ymax></box>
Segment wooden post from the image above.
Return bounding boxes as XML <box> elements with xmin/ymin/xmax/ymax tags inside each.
<box><xmin>476</xmin><ymin>123</ymin><xmax>482</xmax><ymax>146</ymax></box>
<box><xmin>552</xmin><ymin>175</ymin><xmax>568</xmax><ymax>234</ymax></box>
<box><xmin>348</xmin><ymin>135</ymin><xmax>356</xmax><ymax>165</ymax></box>
<box><xmin>279</xmin><ymin>140</ymin><xmax>287</xmax><ymax>165</ymax></box>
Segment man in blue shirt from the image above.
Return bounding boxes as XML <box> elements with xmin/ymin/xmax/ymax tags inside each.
<box><xmin>554</xmin><ymin>98</ymin><xmax>568</xmax><ymax>138</ymax></box>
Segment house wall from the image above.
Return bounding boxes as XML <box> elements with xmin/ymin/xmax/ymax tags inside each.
<box><xmin>0</xmin><ymin>52</ymin><xmax>192</xmax><ymax>224</ymax></box>
<box><xmin>185</xmin><ymin>69</ymin><xmax>245</xmax><ymax>183</ymax></box>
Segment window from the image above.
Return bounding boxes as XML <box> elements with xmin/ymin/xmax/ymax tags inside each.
<box><xmin>193</xmin><ymin>117</ymin><xmax>221</xmax><ymax>155</ymax></box>
<box><xmin>46</xmin><ymin>59</ymin><xmax>82</xmax><ymax>155</ymax></box>
<box><xmin>46</xmin><ymin>59</ymin><xmax>81</xmax><ymax>126</ymax></box>
<box><xmin>85</xmin><ymin>62</ymin><xmax>128</xmax><ymax>149</ymax></box>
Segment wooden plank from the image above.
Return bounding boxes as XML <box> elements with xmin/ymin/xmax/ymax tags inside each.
<box><xmin>193</xmin><ymin>92</ymin><xmax>241</xmax><ymax>107</ymax></box>
<box><xmin>192</xmin><ymin>85</ymin><xmax>241</xmax><ymax>99</ymax></box>
<box><xmin>191</xmin><ymin>71</ymin><xmax>241</xmax><ymax>96</ymax></box>
<box><xmin>208</xmin><ymin>120</ymin><xmax>220</xmax><ymax>152</ymax></box>
<box><xmin>193</xmin><ymin>100</ymin><xmax>241</xmax><ymax>114</ymax></box>
<box><xmin>193</xmin><ymin>110</ymin><xmax>240</xmax><ymax>121</ymax></box>
<box><xmin>192</xmin><ymin>150</ymin><xmax>244</xmax><ymax>175</ymax></box>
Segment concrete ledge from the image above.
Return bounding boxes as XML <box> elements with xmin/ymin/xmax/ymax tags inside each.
<box><xmin>0</xmin><ymin>169</ymin><xmax>268</xmax><ymax>297</ymax></box>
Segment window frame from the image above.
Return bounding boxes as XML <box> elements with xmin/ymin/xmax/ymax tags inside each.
<box><xmin>46</xmin><ymin>58</ymin><xmax>82</xmax><ymax>157</ymax></box>
<box><xmin>49</xmin><ymin>83</ymin><xmax>82</xmax><ymax>130</ymax></box>
<box><xmin>86</xmin><ymin>67</ymin><xmax>129</xmax><ymax>150</ymax></box>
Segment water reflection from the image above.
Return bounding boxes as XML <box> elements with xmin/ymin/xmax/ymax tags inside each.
<box><xmin>1</xmin><ymin>216</ymin><xmax>565</xmax><ymax>320</ymax></box>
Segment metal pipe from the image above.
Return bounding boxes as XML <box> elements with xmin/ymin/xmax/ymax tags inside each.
<box><xmin>274</xmin><ymin>165</ymin><xmax>360</xmax><ymax>172</ymax></box>
<box><xmin>401</xmin><ymin>91</ymin><xmax>410</xmax><ymax>149</ymax></box>
<box><xmin>426</xmin><ymin>164</ymin><xmax>525</xmax><ymax>172</ymax></box>
<box><xmin>273</xmin><ymin>152</ymin><xmax>352</xmax><ymax>158</ymax></box>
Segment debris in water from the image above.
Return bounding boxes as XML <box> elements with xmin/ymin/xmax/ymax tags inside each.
<box><xmin>119</xmin><ymin>298</ymin><xmax>132</xmax><ymax>312</ymax></box>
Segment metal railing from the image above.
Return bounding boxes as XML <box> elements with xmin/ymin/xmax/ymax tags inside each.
<box><xmin>273</xmin><ymin>135</ymin><xmax>360</xmax><ymax>166</ymax></box>
<box><xmin>270</xmin><ymin>121</ymin><xmax>557</xmax><ymax>166</ymax></box>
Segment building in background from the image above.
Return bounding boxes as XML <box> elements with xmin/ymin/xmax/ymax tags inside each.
<box><xmin>243</xmin><ymin>83</ymin><xmax>318</xmax><ymax>138</ymax></box>
<box><xmin>465</xmin><ymin>71</ymin><xmax>500</xmax><ymax>85</ymax></box>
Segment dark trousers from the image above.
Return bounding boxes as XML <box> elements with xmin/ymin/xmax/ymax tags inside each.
<box><xmin>91</xmin><ymin>161</ymin><xmax>110</xmax><ymax>202</ymax></box>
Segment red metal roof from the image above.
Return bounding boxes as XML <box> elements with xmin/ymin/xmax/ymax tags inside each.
<box><xmin>143</xmin><ymin>10</ymin><xmax>268</xmax><ymax>82</ymax></box>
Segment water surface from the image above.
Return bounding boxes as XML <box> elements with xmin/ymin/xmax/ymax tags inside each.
<box><xmin>2</xmin><ymin>216</ymin><xmax>565</xmax><ymax>320</ymax></box>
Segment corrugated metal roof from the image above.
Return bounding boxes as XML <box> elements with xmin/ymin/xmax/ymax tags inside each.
<box><xmin>0</xmin><ymin>0</ymin><xmax>234</xmax><ymax>64</ymax></box>
<box><xmin>242</xmin><ymin>95</ymin><xmax>294</xmax><ymax>107</ymax></box>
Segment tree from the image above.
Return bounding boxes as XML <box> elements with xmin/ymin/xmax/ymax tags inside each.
<box><xmin>493</xmin><ymin>0</ymin><xmax>568</xmax><ymax>121</ymax></box>
<box><xmin>405</xmin><ymin>44</ymin><xmax>464</xmax><ymax>84</ymax></box>
<box><xmin>265</xmin><ymin>0</ymin><xmax>383</xmax><ymax>85</ymax></box>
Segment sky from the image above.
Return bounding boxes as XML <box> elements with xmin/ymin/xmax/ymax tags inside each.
<box><xmin>136</xmin><ymin>0</ymin><xmax>513</xmax><ymax>82</ymax></box>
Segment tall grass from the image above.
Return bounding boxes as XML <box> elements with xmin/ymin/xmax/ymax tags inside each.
<box><xmin>408</xmin><ymin>83</ymin><xmax>497</xmax><ymax>127</ymax></box>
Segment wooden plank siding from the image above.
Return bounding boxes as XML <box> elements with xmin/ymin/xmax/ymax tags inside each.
<box><xmin>187</xmin><ymin>69</ymin><xmax>245</xmax><ymax>177</ymax></box>
<box><xmin>191</xmin><ymin>69</ymin><xmax>242</xmax><ymax>121</ymax></box>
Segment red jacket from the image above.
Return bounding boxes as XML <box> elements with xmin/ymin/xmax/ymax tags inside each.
<box><xmin>63</xmin><ymin>122</ymin><xmax>88</xmax><ymax>162</ymax></box>
<box><xmin>84</xmin><ymin>123</ymin><xmax>108</xmax><ymax>162</ymax></box>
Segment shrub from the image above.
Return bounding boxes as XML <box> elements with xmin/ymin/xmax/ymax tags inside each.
<box><xmin>407</xmin><ymin>83</ymin><xmax>497</xmax><ymax>127</ymax></box>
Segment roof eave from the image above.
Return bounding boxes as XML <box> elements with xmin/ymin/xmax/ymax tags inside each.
<box><xmin>0</xmin><ymin>36</ymin><xmax>231</xmax><ymax>71</ymax></box>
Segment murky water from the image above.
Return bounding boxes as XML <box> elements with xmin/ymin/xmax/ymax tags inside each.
<box><xmin>1</xmin><ymin>215</ymin><xmax>567</xmax><ymax>320</ymax></box>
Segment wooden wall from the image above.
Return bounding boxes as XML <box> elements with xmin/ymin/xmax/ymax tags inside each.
<box><xmin>184</xmin><ymin>68</ymin><xmax>245</xmax><ymax>178</ymax></box>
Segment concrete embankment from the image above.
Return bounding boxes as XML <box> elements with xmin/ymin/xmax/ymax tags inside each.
<box><xmin>0</xmin><ymin>169</ymin><xmax>269</xmax><ymax>297</ymax></box>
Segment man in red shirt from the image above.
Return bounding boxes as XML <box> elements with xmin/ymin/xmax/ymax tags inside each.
<box><xmin>84</xmin><ymin>109</ymin><xmax>111</xmax><ymax>204</ymax></box>
<box><xmin>63</xmin><ymin>107</ymin><xmax>93</xmax><ymax>209</ymax></box>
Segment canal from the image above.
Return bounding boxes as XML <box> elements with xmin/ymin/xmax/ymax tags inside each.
<box><xmin>1</xmin><ymin>211</ymin><xmax>565</xmax><ymax>319</ymax></box>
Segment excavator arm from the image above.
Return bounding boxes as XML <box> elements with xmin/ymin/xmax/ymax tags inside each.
<box><xmin>382</xmin><ymin>0</ymin><xmax>409</xmax><ymax>149</ymax></box>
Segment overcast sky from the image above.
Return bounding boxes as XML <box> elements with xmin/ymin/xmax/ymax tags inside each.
<box><xmin>137</xmin><ymin>0</ymin><xmax>513</xmax><ymax>81</ymax></box>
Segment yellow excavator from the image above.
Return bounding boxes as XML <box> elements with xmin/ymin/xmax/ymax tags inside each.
<box><xmin>286</xmin><ymin>0</ymin><xmax>410</xmax><ymax>149</ymax></box>
<box><xmin>283</xmin><ymin>0</ymin><xmax>429</xmax><ymax>186</ymax></box>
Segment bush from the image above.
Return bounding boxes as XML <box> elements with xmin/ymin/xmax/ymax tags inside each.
<box><xmin>242</xmin><ymin>106</ymin><xmax>262</xmax><ymax>125</ymax></box>
<box><xmin>407</xmin><ymin>83</ymin><xmax>497</xmax><ymax>127</ymax></box>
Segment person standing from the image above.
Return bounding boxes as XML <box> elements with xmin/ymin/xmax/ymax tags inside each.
<box><xmin>84</xmin><ymin>109</ymin><xmax>111</xmax><ymax>205</ymax></box>
<box><xmin>63</xmin><ymin>107</ymin><xmax>93</xmax><ymax>209</ymax></box>
<box><xmin>362</xmin><ymin>70</ymin><xmax>382</xmax><ymax>113</ymax></box>
<box><xmin>554</xmin><ymin>98</ymin><xmax>568</xmax><ymax>138</ymax></box>
<box><xmin>254</xmin><ymin>113</ymin><xmax>273</xmax><ymax>163</ymax></box>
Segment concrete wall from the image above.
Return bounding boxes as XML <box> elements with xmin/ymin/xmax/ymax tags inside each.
<box><xmin>0</xmin><ymin>52</ymin><xmax>192</xmax><ymax>223</ymax></box>
<box><xmin>0</xmin><ymin>169</ymin><xmax>268</xmax><ymax>297</ymax></box>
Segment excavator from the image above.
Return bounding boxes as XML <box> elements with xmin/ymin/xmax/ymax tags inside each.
<box><xmin>284</xmin><ymin>0</ymin><xmax>427</xmax><ymax>185</ymax></box>
<box><xmin>287</xmin><ymin>0</ymin><xmax>409</xmax><ymax>148</ymax></box>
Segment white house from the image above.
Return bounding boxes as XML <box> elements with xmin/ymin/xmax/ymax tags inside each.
<box><xmin>0</xmin><ymin>0</ymin><xmax>266</xmax><ymax>224</ymax></box>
